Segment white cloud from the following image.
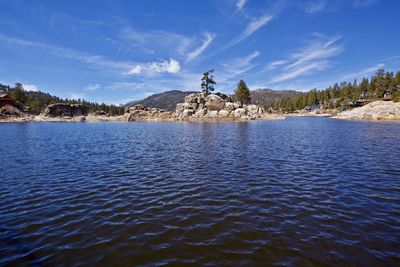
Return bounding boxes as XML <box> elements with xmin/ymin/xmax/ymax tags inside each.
<box><xmin>232</xmin><ymin>14</ymin><xmax>274</xmax><ymax>46</ymax></box>
<box><xmin>271</xmin><ymin>61</ymin><xmax>330</xmax><ymax>83</ymax></box>
<box><xmin>236</xmin><ymin>0</ymin><xmax>247</xmax><ymax>10</ymax></box>
<box><xmin>269</xmin><ymin>35</ymin><xmax>343</xmax><ymax>83</ymax></box>
<box><xmin>267</xmin><ymin>60</ymin><xmax>288</xmax><ymax>70</ymax></box>
<box><xmin>300</xmin><ymin>0</ymin><xmax>327</xmax><ymax>14</ymax></box>
<box><xmin>353</xmin><ymin>0</ymin><xmax>377</xmax><ymax>7</ymax></box>
<box><xmin>68</xmin><ymin>93</ymin><xmax>86</xmax><ymax>100</ymax></box>
<box><xmin>340</xmin><ymin>63</ymin><xmax>384</xmax><ymax>81</ymax></box>
<box><xmin>107</xmin><ymin>82</ymin><xmax>146</xmax><ymax>90</ymax></box>
<box><xmin>186</xmin><ymin>33</ymin><xmax>215</xmax><ymax>62</ymax></box>
<box><xmin>85</xmin><ymin>83</ymin><xmax>101</xmax><ymax>91</ymax></box>
<box><xmin>0</xmin><ymin>34</ymin><xmax>182</xmax><ymax>77</ymax></box>
<box><xmin>0</xmin><ymin>34</ymin><xmax>132</xmax><ymax>71</ymax></box>
<box><xmin>126</xmin><ymin>59</ymin><xmax>181</xmax><ymax>75</ymax></box>
<box><xmin>221</xmin><ymin>50</ymin><xmax>260</xmax><ymax>82</ymax></box>
<box><xmin>22</xmin><ymin>84</ymin><xmax>38</xmax><ymax>91</ymax></box>
<box><xmin>120</xmin><ymin>27</ymin><xmax>193</xmax><ymax>56</ymax></box>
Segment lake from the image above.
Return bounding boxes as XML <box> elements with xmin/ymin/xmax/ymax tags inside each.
<box><xmin>0</xmin><ymin>118</ymin><xmax>399</xmax><ymax>266</ymax></box>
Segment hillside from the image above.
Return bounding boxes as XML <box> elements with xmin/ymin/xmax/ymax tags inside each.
<box><xmin>0</xmin><ymin>83</ymin><xmax>125</xmax><ymax>115</ymax></box>
<box><xmin>127</xmin><ymin>89</ymin><xmax>302</xmax><ymax>110</ymax></box>
<box><xmin>126</xmin><ymin>90</ymin><xmax>196</xmax><ymax>111</ymax></box>
<box><xmin>250</xmin><ymin>89</ymin><xmax>302</xmax><ymax>106</ymax></box>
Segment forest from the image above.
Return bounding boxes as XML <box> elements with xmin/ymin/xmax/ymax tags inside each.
<box><xmin>265</xmin><ymin>69</ymin><xmax>400</xmax><ymax>112</ymax></box>
<box><xmin>0</xmin><ymin>83</ymin><xmax>125</xmax><ymax>115</ymax></box>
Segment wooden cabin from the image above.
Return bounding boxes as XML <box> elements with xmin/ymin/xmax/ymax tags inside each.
<box><xmin>383</xmin><ymin>92</ymin><xmax>392</xmax><ymax>101</ymax></box>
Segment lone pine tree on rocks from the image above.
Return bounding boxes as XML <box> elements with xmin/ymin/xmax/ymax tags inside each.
<box><xmin>201</xmin><ymin>69</ymin><xmax>216</xmax><ymax>95</ymax></box>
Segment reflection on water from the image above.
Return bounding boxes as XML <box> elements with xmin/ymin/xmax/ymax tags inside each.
<box><xmin>0</xmin><ymin>118</ymin><xmax>399</xmax><ymax>266</ymax></box>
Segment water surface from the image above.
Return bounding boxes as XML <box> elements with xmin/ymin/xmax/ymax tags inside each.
<box><xmin>0</xmin><ymin>118</ymin><xmax>399</xmax><ymax>266</ymax></box>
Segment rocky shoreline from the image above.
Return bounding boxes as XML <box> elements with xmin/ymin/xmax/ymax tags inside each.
<box><xmin>1</xmin><ymin>97</ymin><xmax>399</xmax><ymax>123</ymax></box>
<box><xmin>333</xmin><ymin>101</ymin><xmax>400</xmax><ymax>120</ymax></box>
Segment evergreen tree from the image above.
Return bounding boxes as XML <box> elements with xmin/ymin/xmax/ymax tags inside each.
<box><xmin>201</xmin><ymin>69</ymin><xmax>216</xmax><ymax>95</ymax></box>
<box><xmin>234</xmin><ymin>80</ymin><xmax>251</xmax><ymax>106</ymax></box>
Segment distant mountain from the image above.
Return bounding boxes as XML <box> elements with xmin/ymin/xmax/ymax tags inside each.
<box><xmin>250</xmin><ymin>89</ymin><xmax>302</xmax><ymax>106</ymax></box>
<box><xmin>126</xmin><ymin>90</ymin><xmax>196</xmax><ymax>111</ymax></box>
<box><xmin>126</xmin><ymin>88</ymin><xmax>302</xmax><ymax>111</ymax></box>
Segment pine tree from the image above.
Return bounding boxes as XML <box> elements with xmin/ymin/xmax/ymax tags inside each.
<box><xmin>201</xmin><ymin>69</ymin><xmax>216</xmax><ymax>95</ymax></box>
<box><xmin>234</xmin><ymin>80</ymin><xmax>251</xmax><ymax>106</ymax></box>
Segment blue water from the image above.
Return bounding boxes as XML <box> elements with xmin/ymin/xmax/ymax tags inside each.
<box><xmin>0</xmin><ymin>118</ymin><xmax>399</xmax><ymax>266</ymax></box>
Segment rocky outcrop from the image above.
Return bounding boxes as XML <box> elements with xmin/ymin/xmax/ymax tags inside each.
<box><xmin>0</xmin><ymin>105</ymin><xmax>24</xmax><ymax>116</ymax></box>
<box><xmin>0</xmin><ymin>93</ymin><xmax>27</xmax><ymax>116</ymax></box>
<box><xmin>334</xmin><ymin>101</ymin><xmax>400</xmax><ymax>120</ymax></box>
<box><xmin>44</xmin><ymin>103</ymin><xmax>88</xmax><ymax>117</ymax></box>
<box><xmin>124</xmin><ymin>104</ymin><xmax>174</xmax><ymax>121</ymax></box>
<box><xmin>175</xmin><ymin>92</ymin><xmax>272</xmax><ymax>120</ymax></box>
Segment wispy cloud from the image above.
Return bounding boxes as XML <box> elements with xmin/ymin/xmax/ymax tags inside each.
<box><xmin>186</xmin><ymin>33</ymin><xmax>215</xmax><ymax>62</ymax></box>
<box><xmin>85</xmin><ymin>83</ymin><xmax>101</xmax><ymax>91</ymax></box>
<box><xmin>219</xmin><ymin>51</ymin><xmax>260</xmax><ymax>85</ymax></box>
<box><xmin>120</xmin><ymin>27</ymin><xmax>193</xmax><ymax>56</ymax></box>
<box><xmin>300</xmin><ymin>0</ymin><xmax>327</xmax><ymax>14</ymax></box>
<box><xmin>267</xmin><ymin>60</ymin><xmax>288</xmax><ymax>70</ymax></box>
<box><xmin>340</xmin><ymin>63</ymin><xmax>384</xmax><ymax>81</ymax></box>
<box><xmin>126</xmin><ymin>59</ymin><xmax>181</xmax><ymax>75</ymax></box>
<box><xmin>353</xmin><ymin>0</ymin><xmax>378</xmax><ymax>8</ymax></box>
<box><xmin>236</xmin><ymin>0</ymin><xmax>247</xmax><ymax>10</ymax></box>
<box><xmin>230</xmin><ymin>14</ymin><xmax>274</xmax><ymax>46</ymax></box>
<box><xmin>107</xmin><ymin>82</ymin><xmax>146</xmax><ymax>90</ymax></box>
<box><xmin>0</xmin><ymin>34</ymin><xmax>181</xmax><ymax>76</ymax></box>
<box><xmin>269</xmin><ymin>35</ymin><xmax>344</xmax><ymax>83</ymax></box>
<box><xmin>22</xmin><ymin>84</ymin><xmax>38</xmax><ymax>91</ymax></box>
<box><xmin>0</xmin><ymin>34</ymin><xmax>132</xmax><ymax>70</ymax></box>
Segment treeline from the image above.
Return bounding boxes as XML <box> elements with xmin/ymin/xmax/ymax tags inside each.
<box><xmin>0</xmin><ymin>83</ymin><xmax>125</xmax><ymax>115</ymax></box>
<box><xmin>266</xmin><ymin>69</ymin><xmax>400</xmax><ymax>112</ymax></box>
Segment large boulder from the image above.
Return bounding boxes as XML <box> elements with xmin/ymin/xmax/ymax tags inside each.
<box><xmin>44</xmin><ymin>103</ymin><xmax>88</xmax><ymax>117</ymax></box>
<box><xmin>184</xmin><ymin>93</ymin><xmax>205</xmax><ymax>104</ymax></box>
<box><xmin>0</xmin><ymin>105</ymin><xmax>23</xmax><ymax>116</ymax></box>
<box><xmin>218</xmin><ymin>109</ymin><xmax>230</xmax><ymax>117</ymax></box>
<box><xmin>246</xmin><ymin>104</ymin><xmax>260</xmax><ymax>114</ymax></box>
<box><xmin>207</xmin><ymin>110</ymin><xmax>219</xmax><ymax>118</ymax></box>
<box><xmin>194</xmin><ymin>108</ymin><xmax>207</xmax><ymax>117</ymax></box>
<box><xmin>205</xmin><ymin>94</ymin><xmax>225</xmax><ymax>111</ymax></box>
<box><xmin>234</xmin><ymin>108</ymin><xmax>247</xmax><ymax>118</ymax></box>
<box><xmin>224</xmin><ymin>102</ymin><xmax>236</xmax><ymax>111</ymax></box>
<box><xmin>334</xmin><ymin>101</ymin><xmax>400</xmax><ymax>120</ymax></box>
<box><xmin>125</xmin><ymin>104</ymin><xmax>147</xmax><ymax>113</ymax></box>
<box><xmin>176</xmin><ymin>103</ymin><xmax>185</xmax><ymax>114</ymax></box>
<box><xmin>184</xmin><ymin>103</ymin><xmax>198</xmax><ymax>110</ymax></box>
<box><xmin>182</xmin><ymin>109</ymin><xmax>194</xmax><ymax>118</ymax></box>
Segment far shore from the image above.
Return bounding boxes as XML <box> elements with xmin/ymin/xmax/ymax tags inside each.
<box><xmin>2</xmin><ymin>100</ymin><xmax>400</xmax><ymax>123</ymax></box>
<box><xmin>0</xmin><ymin>113</ymin><xmax>286</xmax><ymax>123</ymax></box>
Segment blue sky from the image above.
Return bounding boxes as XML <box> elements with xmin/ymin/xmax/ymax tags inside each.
<box><xmin>0</xmin><ymin>0</ymin><xmax>399</xmax><ymax>104</ymax></box>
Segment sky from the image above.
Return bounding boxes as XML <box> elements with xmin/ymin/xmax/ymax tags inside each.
<box><xmin>0</xmin><ymin>0</ymin><xmax>399</xmax><ymax>104</ymax></box>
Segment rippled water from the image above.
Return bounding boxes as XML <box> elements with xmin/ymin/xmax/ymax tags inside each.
<box><xmin>0</xmin><ymin>118</ymin><xmax>399</xmax><ymax>266</ymax></box>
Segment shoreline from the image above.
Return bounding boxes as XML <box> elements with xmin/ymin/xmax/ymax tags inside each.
<box><xmin>2</xmin><ymin>101</ymin><xmax>400</xmax><ymax>123</ymax></box>
<box><xmin>0</xmin><ymin>114</ymin><xmax>285</xmax><ymax>123</ymax></box>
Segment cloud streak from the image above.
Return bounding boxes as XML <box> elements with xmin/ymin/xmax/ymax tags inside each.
<box><xmin>236</xmin><ymin>0</ymin><xmax>247</xmax><ymax>10</ymax></box>
<box><xmin>230</xmin><ymin>14</ymin><xmax>274</xmax><ymax>47</ymax></box>
<box><xmin>269</xmin><ymin>35</ymin><xmax>343</xmax><ymax>83</ymax></box>
<box><xmin>126</xmin><ymin>59</ymin><xmax>181</xmax><ymax>75</ymax></box>
<box><xmin>186</xmin><ymin>33</ymin><xmax>215</xmax><ymax>62</ymax></box>
<box><xmin>22</xmin><ymin>84</ymin><xmax>38</xmax><ymax>91</ymax></box>
<box><xmin>300</xmin><ymin>0</ymin><xmax>327</xmax><ymax>14</ymax></box>
<box><xmin>0</xmin><ymin>34</ymin><xmax>181</xmax><ymax>76</ymax></box>
<box><xmin>120</xmin><ymin>27</ymin><xmax>193</xmax><ymax>56</ymax></box>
